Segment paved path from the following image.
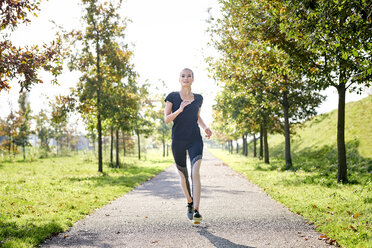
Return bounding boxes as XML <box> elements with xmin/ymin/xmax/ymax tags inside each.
<box><xmin>42</xmin><ymin>150</ymin><xmax>333</xmax><ymax>248</ymax></box>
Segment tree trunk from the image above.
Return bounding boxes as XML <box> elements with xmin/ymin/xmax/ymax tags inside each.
<box><xmin>336</xmin><ymin>13</ymin><xmax>347</xmax><ymax>183</ymax></box>
<box><xmin>162</xmin><ymin>135</ymin><xmax>165</xmax><ymax>157</ymax></box>
<box><xmin>22</xmin><ymin>144</ymin><xmax>26</xmax><ymax>160</ymax></box>
<box><xmin>236</xmin><ymin>140</ymin><xmax>239</xmax><ymax>154</ymax></box>
<box><xmin>96</xmin><ymin>34</ymin><xmax>103</xmax><ymax>173</ymax></box>
<box><xmin>13</xmin><ymin>141</ymin><xmax>16</xmax><ymax>158</ymax></box>
<box><xmin>259</xmin><ymin>124</ymin><xmax>263</xmax><ymax>159</ymax></box>
<box><xmin>66</xmin><ymin>134</ymin><xmax>70</xmax><ymax>152</ymax></box>
<box><xmin>244</xmin><ymin>134</ymin><xmax>248</xmax><ymax>156</ymax></box>
<box><xmin>336</xmin><ymin>82</ymin><xmax>347</xmax><ymax>183</ymax></box>
<box><xmin>253</xmin><ymin>133</ymin><xmax>257</xmax><ymax>158</ymax></box>
<box><xmin>97</xmin><ymin>113</ymin><xmax>103</xmax><ymax>172</ymax></box>
<box><xmin>115</xmin><ymin>128</ymin><xmax>119</xmax><ymax>168</ymax></box>
<box><xmin>60</xmin><ymin>139</ymin><xmax>63</xmax><ymax>155</ymax></box>
<box><xmin>46</xmin><ymin>138</ymin><xmax>49</xmax><ymax>156</ymax></box>
<box><xmin>242</xmin><ymin>134</ymin><xmax>246</xmax><ymax>156</ymax></box>
<box><xmin>166</xmin><ymin>144</ymin><xmax>169</xmax><ymax>156</ymax></box>
<box><xmin>137</xmin><ymin>130</ymin><xmax>141</xmax><ymax>160</ymax></box>
<box><xmin>122</xmin><ymin>132</ymin><xmax>126</xmax><ymax>157</ymax></box>
<box><xmin>283</xmin><ymin>91</ymin><xmax>293</xmax><ymax>170</ymax></box>
<box><xmin>110</xmin><ymin>126</ymin><xmax>114</xmax><ymax>164</ymax></box>
<box><xmin>13</xmin><ymin>142</ymin><xmax>16</xmax><ymax>158</ymax></box>
<box><xmin>8</xmin><ymin>135</ymin><xmax>11</xmax><ymax>156</ymax></box>
<box><xmin>242</xmin><ymin>134</ymin><xmax>245</xmax><ymax>156</ymax></box>
<box><xmin>263</xmin><ymin>123</ymin><xmax>269</xmax><ymax>164</ymax></box>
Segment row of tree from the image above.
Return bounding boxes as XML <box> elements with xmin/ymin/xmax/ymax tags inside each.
<box><xmin>0</xmin><ymin>89</ymin><xmax>170</xmax><ymax>165</ymax></box>
<box><xmin>0</xmin><ymin>0</ymin><xmax>172</xmax><ymax>171</ymax></box>
<box><xmin>0</xmin><ymin>93</ymin><xmax>32</xmax><ymax>159</ymax></box>
<box><xmin>207</xmin><ymin>0</ymin><xmax>371</xmax><ymax>183</ymax></box>
<box><xmin>0</xmin><ymin>93</ymin><xmax>80</xmax><ymax>158</ymax></box>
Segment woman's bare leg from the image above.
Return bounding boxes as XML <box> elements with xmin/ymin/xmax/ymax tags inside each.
<box><xmin>176</xmin><ymin>165</ymin><xmax>192</xmax><ymax>203</ymax></box>
<box><xmin>191</xmin><ymin>159</ymin><xmax>202</xmax><ymax>210</ymax></box>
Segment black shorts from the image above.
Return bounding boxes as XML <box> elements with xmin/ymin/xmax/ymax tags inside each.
<box><xmin>171</xmin><ymin>139</ymin><xmax>203</xmax><ymax>168</ymax></box>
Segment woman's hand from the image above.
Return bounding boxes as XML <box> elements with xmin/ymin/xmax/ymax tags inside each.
<box><xmin>204</xmin><ymin>127</ymin><xmax>212</xmax><ymax>139</ymax></box>
<box><xmin>179</xmin><ymin>100</ymin><xmax>192</xmax><ymax>112</ymax></box>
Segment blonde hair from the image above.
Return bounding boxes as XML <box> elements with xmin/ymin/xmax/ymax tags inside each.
<box><xmin>180</xmin><ymin>68</ymin><xmax>194</xmax><ymax>78</ymax></box>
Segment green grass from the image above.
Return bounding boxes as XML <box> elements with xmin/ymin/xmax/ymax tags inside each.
<box><xmin>269</xmin><ymin>95</ymin><xmax>372</xmax><ymax>159</ymax></box>
<box><xmin>209</xmin><ymin>96</ymin><xmax>372</xmax><ymax>247</ymax></box>
<box><xmin>209</xmin><ymin>149</ymin><xmax>371</xmax><ymax>248</ymax></box>
<box><xmin>0</xmin><ymin>150</ymin><xmax>173</xmax><ymax>247</ymax></box>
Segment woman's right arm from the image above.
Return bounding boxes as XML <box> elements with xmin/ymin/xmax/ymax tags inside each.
<box><xmin>164</xmin><ymin>100</ymin><xmax>190</xmax><ymax>124</ymax></box>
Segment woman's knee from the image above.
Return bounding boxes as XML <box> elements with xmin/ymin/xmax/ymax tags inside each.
<box><xmin>176</xmin><ymin>165</ymin><xmax>189</xmax><ymax>179</ymax></box>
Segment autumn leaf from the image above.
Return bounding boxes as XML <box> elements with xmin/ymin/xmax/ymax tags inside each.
<box><xmin>328</xmin><ymin>239</ymin><xmax>336</xmax><ymax>245</ymax></box>
<box><xmin>349</xmin><ymin>225</ymin><xmax>357</xmax><ymax>232</ymax></box>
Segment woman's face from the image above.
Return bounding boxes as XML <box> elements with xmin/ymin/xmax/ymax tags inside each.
<box><xmin>179</xmin><ymin>70</ymin><xmax>194</xmax><ymax>87</ymax></box>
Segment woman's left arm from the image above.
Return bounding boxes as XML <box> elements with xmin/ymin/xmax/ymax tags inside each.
<box><xmin>198</xmin><ymin>108</ymin><xmax>212</xmax><ymax>139</ymax></box>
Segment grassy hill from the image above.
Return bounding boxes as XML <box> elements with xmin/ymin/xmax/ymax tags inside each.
<box><xmin>269</xmin><ymin>94</ymin><xmax>372</xmax><ymax>163</ymax></box>
<box><xmin>210</xmin><ymin>95</ymin><xmax>372</xmax><ymax>247</ymax></box>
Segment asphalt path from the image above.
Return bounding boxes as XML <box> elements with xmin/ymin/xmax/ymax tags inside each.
<box><xmin>42</xmin><ymin>149</ymin><xmax>334</xmax><ymax>248</ymax></box>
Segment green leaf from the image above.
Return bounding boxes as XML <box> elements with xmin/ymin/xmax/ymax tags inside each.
<box><xmin>342</xmin><ymin>52</ymin><xmax>348</xmax><ymax>60</ymax></box>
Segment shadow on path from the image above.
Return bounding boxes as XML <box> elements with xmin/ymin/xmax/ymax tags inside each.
<box><xmin>196</xmin><ymin>226</ymin><xmax>255</xmax><ymax>248</ymax></box>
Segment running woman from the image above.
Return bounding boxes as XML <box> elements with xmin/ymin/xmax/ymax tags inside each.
<box><xmin>164</xmin><ymin>68</ymin><xmax>212</xmax><ymax>224</ymax></box>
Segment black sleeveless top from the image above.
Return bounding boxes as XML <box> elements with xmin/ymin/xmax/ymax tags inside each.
<box><xmin>165</xmin><ymin>91</ymin><xmax>203</xmax><ymax>142</ymax></box>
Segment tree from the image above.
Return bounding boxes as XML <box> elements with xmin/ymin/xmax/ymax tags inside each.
<box><xmin>207</xmin><ymin>0</ymin><xmax>324</xmax><ymax>167</ymax></box>
<box><xmin>134</xmin><ymin>99</ymin><xmax>154</xmax><ymax>160</ymax></box>
<box><xmin>35</xmin><ymin>109</ymin><xmax>53</xmax><ymax>156</ymax></box>
<box><xmin>0</xmin><ymin>0</ymin><xmax>64</xmax><ymax>92</ymax></box>
<box><xmin>67</xmin><ymin>0</ymin><xmax>132</xmax><ymax>172</ymax></box>
<box><xmin>280</xmin><ymin>0</ymin><xmax>372</xmax><ymax>182</ymax></box>
<box><xmin>14</xmin><ymin>92</ymin><xmax>32</xmax><ymax>159</ymax></box>
<box><xmin>152</xmin><ymin>94</ymin><xmax>171</xmax><ymax>157</ymax></box>
<box><xmin>0</xmin><ymin>110</ymin><xmax>19</xmax><ymax>157</ymax></box>
<box><xmin>101</xmin><ymin>47</ymin><xmax>138</xmax><ymax>167</ymax></box>
<box><xmin>50</xmin><ymin>95</ymin><xmax>74</xmax><ymax>155</ymax></box>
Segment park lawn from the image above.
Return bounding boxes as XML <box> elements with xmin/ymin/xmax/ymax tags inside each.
<box><xmin>269</xmin><ymin>95</ymin><xmax>372</xmax><ymax>159</ymax></box>
<box><xmin>209</xmin><ymin>148</ymin><xmax>372</xmax><ymax>248</ymax></box>
<box><xmin>0</xmin><ymin>150</ymin><xmax>173</xmax><ymax>248</ymax></box>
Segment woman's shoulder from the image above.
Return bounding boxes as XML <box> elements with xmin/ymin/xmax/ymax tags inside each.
<box><xmin>165</xmin><ymin>91</ymin><xmax>180</xmax><ymax>103</ymax></box>
<box><xmin>194</xmin><ymin>93</ymin><xmax>203</xmax><ymax>100</ymax></box>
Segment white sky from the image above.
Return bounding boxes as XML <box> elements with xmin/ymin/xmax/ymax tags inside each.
<box><xmin>0</xmin><ymin>0</ymin><xmax>220</xmax><ymax>126</ymax></box>
<box><xmin>0</xmin><ymin>0</ymin><xmax>370</xmax><ymax>129</ymax></box>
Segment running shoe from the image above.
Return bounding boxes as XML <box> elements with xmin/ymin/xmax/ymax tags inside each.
<box><xmin>193</xmin><ymin>210</ymin><xmax>203</xmax><ymax>224</ymax></box>
<box><xmin>187</xmin><ymin>202</ymin><xmax>194</xmax><ymax>220</ymax></box>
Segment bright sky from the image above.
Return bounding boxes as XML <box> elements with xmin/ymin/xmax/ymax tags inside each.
<box><xmin>0</xmin><ymin>0</ymin><xmax>220</xmax><ymax>127</ymax></box>
<box><xmin>0</xmin><ymin>0</ymin><xmax>370</xmax><ymax>129</ymax></box>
